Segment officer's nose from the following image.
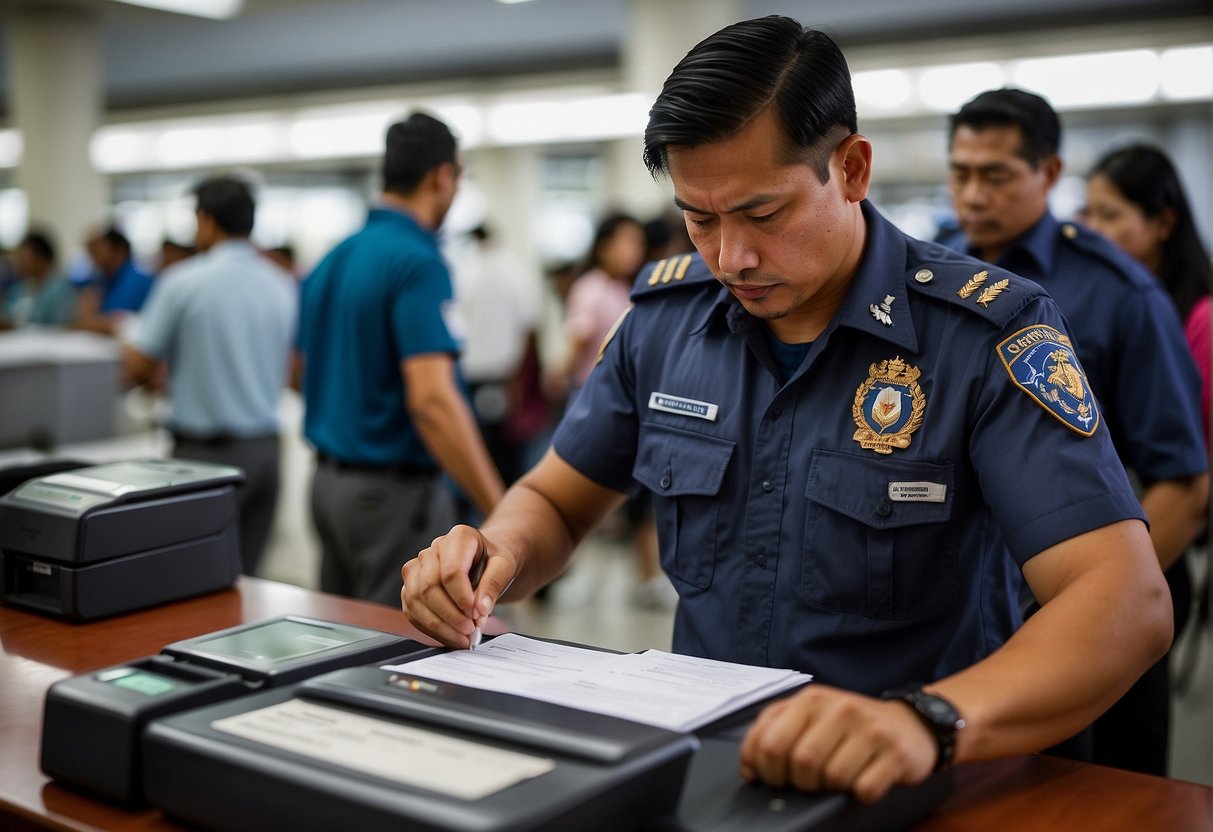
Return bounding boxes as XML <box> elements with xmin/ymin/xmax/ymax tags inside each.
<box><xmin>958</xmin><ymin>177</ymin><xmax>989</xmax><ymax>210</ymax></box>
<box><xmin>717</xmin><ymin>225</ymin><xmax>759</xmax><ymax>275</ymax></box>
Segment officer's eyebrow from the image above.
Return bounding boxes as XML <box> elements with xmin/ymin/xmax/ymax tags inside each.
<box><xmin>673</xmin><ymin>194</ymin><xmax>778</xmax><ymax>215</ymax></box>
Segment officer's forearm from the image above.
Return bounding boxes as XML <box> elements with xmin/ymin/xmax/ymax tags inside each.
<box><xmin>1140</xmin><ymin>474</ymin><xmax>1209</xmax><ymax>571</ymax></box>
<box><xmin>481</xmin><ymin>451</ymin><xmax>626</xmax><ymax>603</ymax></box>
<box><xmin>930</xmin><ymin>519</ymin><xmax>1171</xmax><ymax>764</ymax></box>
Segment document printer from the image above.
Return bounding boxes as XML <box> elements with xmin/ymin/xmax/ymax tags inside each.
<box><xmin>0</xmin><ymin>458</ymin><xmax>244</xmax><ymax>619</ymax></box>
<box><xmin>143</xmin><ymin>662</ymin><xmax>699</xmax><ymax>832</ymax></box>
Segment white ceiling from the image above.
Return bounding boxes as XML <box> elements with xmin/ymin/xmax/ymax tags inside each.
<box><xmin>0</xmin><ymin>0</ymin><xmax>1207</xmax><ymax>113</ymax></box>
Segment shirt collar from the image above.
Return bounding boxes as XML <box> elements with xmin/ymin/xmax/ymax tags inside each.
<box><xmin>957</xmin><ymin>211</ymin><xmax>1056</xmax><ymax>281</ymax></box>
<box><xmin>369</xmin><ymin>204</ymin><xmax>435</xmax><ymax>240</ymax></box>
<box><xmin>825</xmin><ymin>200</ymin><xmax>918</xmax><ymax>353</ymax></box>
<box><xmin>689</xmin><ymin>201</ymin><xmax>918</xmax><ymax>353</ymax></box>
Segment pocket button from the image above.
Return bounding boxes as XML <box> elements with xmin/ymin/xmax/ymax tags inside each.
<box><xmin>875</xmin><ymin>499</ymin><xmax>892</xmax><ymax>518</ymax></box>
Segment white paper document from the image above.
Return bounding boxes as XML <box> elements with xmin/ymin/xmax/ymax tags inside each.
<box><xmin>381</xmin><ymin>633</ymin><xmax>811</xmax><ymax>732</ymax></box>
<box><xmin>212</xmin><ymin>699</ymin><xmax>555</xmax><ymax>800</ymax></box>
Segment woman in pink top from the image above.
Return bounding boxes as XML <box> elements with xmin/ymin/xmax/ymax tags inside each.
<box><xmin>1084</xmin><ymin>144</ymin><xmax>1211</xmax><ymax>440</ymax></box>
<box><xmin>563</xmin><ymin>213</ymin><xmax>648</xmax><ymax>388</ymax></box>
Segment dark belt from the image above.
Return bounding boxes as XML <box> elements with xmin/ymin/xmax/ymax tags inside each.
<box><xmin>315</xmin><ymin>452</ymin><xmax>433</xmax><ymax>478</ymax></box>
<box><xmin>172</xmin><ymin>431</ymin><xmax>277</xmax><ymax>447</ymax></box>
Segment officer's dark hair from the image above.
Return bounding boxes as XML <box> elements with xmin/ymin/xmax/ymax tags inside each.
<box><xmin>193</xmin><ymin>175</ymin><xmax>255</xmax><ymax>236</ymax></box>
<box><xmin>19</xmin><ymin>229</ymin><xmax>56</xmax><ymax>263</ymax></box>
<box><xmin>643</xmin><ymin>16</ymin><xmax>857</xmax><ymax>185</ymax></box>
<box><xmin>383</xmin><ymin>111</ymin><xmax>458</xmax><ymax>196</ymax></box>
<box><xmin>1090</xmin><ymin>143</ymin><xmax>1211</xmax><ymax>321</ymax></box>
<box><xmin>585</xmin><ymin>211</ymin><xmax>642</xmax><ymax>274</ymax></box>
<box><xmin>949</xmin><ymin>88</ymin><xmax>1061</xmax><ymax>169</ymax></box>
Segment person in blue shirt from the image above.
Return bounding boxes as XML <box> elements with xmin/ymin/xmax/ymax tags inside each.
<box><xmin>401</xmin><ymin>17</ymin><xmax>1171</xmax><ymax>802</ymax></box>
<box><xmin>944</xmin><ymin>89</ymin><xmax>1208</xmax><ymax>776</ymax></box>
<box><xmin>1</xmin><ymin>230</ymin><xmax>76</xmax><ymax>328</ymax></box>
<box><xmin>124</xmin><ymin>176</ymin><xmax>298</xmax><ymax>576</ymax></box>
<box><xmin>296</xmin><ymin>111</ymin><xmax>503</xmax><ymax>607</ymax></box>
<box><xmin>76</xmin><ymin>226</ymin><xmax>153</xmax><ymax>335</ymax></box>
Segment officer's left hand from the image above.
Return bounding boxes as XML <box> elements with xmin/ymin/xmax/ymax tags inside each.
<box><xmin>739</xmin><ymin>684</ymin><xmax>937</xmax><ymax>803</ymax></box>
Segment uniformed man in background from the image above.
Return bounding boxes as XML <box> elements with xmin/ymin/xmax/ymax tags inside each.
<box><xmin>944</xmin><ymin>88</ymin><xmax>1208</xmax><ymax>776</ymax></box>
<box><xmin>401</xmin><ymin>17</ymin><xmax>1171</xmax><ymax>802</ymax></box>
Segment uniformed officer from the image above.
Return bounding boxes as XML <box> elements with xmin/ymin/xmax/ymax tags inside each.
<box><xmin>401</xmin><ymin>17</ymin><xmax>1171</xmax><ymax>803</ymax></box>
<box><xmin>944</xmin><ymin>88</ymin><xmax>1208</xmax><ymax>776</ymax></box>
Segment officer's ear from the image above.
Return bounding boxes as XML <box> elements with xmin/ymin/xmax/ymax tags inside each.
<box><xmin>836</xmin><ymin>134</ymin><xmax>873</xmax><ymax>204</ymax></box>
<box><xmin>1041</xmin><ymin>154</ymin><xmax>1063</xmax><ymax>189</ymax></box>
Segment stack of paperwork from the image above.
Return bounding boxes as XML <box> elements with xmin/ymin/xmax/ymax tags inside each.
<box><xmin>382</xmin><ymin>633</ymin><xmax>811</xmax><ymax>733</ymax></box>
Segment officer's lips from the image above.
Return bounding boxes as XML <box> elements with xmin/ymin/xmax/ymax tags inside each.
<box><xmin>726</xmin><ymin>282</ymin><xmax>777</xmax><ymax>301</ymax></box>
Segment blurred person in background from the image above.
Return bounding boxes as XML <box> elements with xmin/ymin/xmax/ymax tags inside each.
<box><xmin>157</xmin><ymin>239</ymin><xmax>196</xmax><ymax>275</ymax></box>
<box><xmin>1083</xmin><ymin>143</ymin><xmax>1211</xmax><ymax>440</ymax></box>
<box><xmin>76</xmin><ymin>226</ymin><xmax>154</xmax><ymax>336</ymax></box>
<box><xmin>1</xmin><ymin>229</ymin><xmax>76</xmax><ymax>328</ymax></box>
<box><xmin>449</xmin><ymin>223</ymin><xmax>542</xmax><ymax>502</ymax></box>
<box><xmin>263</xmin><ymin>244</ymin><xmax>299</xmax><ymax>280</ymax></box>
<box><xmin>944</xmin><ymin>89</ymin><xmax>1208</xmax><ymax>776</ymax></box>
<box><xmin>123</xmin><ymin>175</ymin><xmax>297</xmax><ymax>576</ymax></box>
<box><xmin>557</xmin><ymin>211</ymin><xmax>672</xmax><ymax>610</ymax></box>
<box><xmin>296</xmin><ymin>112</ymin><xmax>504</xmax><ymax>606</ymax></box>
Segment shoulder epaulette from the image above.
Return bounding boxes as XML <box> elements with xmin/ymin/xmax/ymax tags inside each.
<box><xmin>630</xmin><ymin>253</ymin><xmax>716</xmax><ymax>300</ymax></box>
<box><xmin>905</xmin><ymin>247</ymin><xmax>1044</xmax><ymax>328</ymax></box>
<box><xmin>1055</xmin><ymin>220</ymin><xmax>1151</xmax><ymax>286</ymax></box>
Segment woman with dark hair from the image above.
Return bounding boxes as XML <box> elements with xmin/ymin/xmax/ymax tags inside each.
<box><xmin>1084</xmin><ymin>143</ymin><xmax>1211</xmax><ymax>438</ymax></box>
<box><xmin>1083</xmin><ymin>143</ymin><xmax>1211</xmax><ymax>774</ymax></box>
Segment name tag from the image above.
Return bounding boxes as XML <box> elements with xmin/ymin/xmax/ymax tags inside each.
<box><xmin>648</xmin><ymin>392</ymin><xmax>719</xmax><ymax>422</ymax></box>
<box><xmin>888</xmin><ymin>482</ymin><xmax>947</xmax><ymax>503</ymax></box>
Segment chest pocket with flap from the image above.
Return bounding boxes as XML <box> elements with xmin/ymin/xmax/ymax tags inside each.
<box><xmin>633</xmin><ymin>422</ymin><xmax>735</xmax><ymax>590</ymax></box>
<box><xmin>801</xmin><ymin>449</ymin><xmax>957</xmax><ymax>619</ymax></box>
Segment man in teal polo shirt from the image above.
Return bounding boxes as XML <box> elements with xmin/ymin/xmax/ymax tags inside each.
<box><xmin>296</xmin><ymin>111</ymin><xmax>503</xmax><ymax>606</ymax></box>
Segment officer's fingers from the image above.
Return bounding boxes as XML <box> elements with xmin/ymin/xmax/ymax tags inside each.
<box><xmin>433</xmin><ymin>526</ymin><xmax>490</xmax><ymax>616</ymax></box>
<box><xmin>781</xmin><ymin>696</ymin><xmax>868</xmax><ymax>793</ymax></box>
<box><xmin>849</xmin><ymin>750</ymin><xmax>907</xmax><ymax>805</ymax></box>
<box><xmin>472</xmin><ymin>551</ymin><xmax>520</xmax><ymax>623</ymax></box>
<box><xmin>405</xmin><ymin>542</ymin><xmax>475</xmax><ymax>638</ymax></box>
<box><xmin>401</xmin><ymin>558</ymin><xmax>471</xmax><ymax>648</ymax></box>
<box><xmin>739</xmin><ymin>697</ymin><xmax>794</xmax><ymax>781</ymax></box>
<box><xmin>739</xmin><ymin>695</ymin><xmax>814</xmax><ymax>789</ymax></box>
<box><xmin>811</xmin><ymin>719</ymin><xmax>887</xmax><ymax>794</ymax></box>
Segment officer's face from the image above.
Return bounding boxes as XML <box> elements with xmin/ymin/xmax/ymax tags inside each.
<box><xmin>948</xmin><ymin>125</ymin><xmax>1058</xmax><ymax>262</ymax></box>
<box><xmin>1082</xmin><ymin>174</ymin><xmax>1168</xmax><ymax>275</ymax></box>
<box><xmin>667</xmin><ymin>107</ymin><xmax>871</xmax><ymax>342</ymax></box>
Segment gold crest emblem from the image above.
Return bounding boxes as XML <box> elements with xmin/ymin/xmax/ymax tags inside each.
<box><xmin>852</xmin><ymin>356</ymin><xmax>926</xmax><ymax>454</ymax></box>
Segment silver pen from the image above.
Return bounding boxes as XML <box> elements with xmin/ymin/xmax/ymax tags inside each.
<box><xmin>468</xmin><ymin>549</ymin><xmax>487</xmax><ymax>650</ymax></box>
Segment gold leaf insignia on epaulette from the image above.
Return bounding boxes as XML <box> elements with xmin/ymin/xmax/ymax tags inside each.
<box><xmin>595</xmin><ymin>305</ymin><xmax>632</xmax><ymax>365</ymax></box>
<box><xmin>975</xmin><ymin>278</ymin><xmax>1009</xmax><ymax>307</ymax></box>
<box><xmin>669</xmin><ymin>254</ymin><xmax>692</xmax><ymax>283</ymax></box>
<box><xmin>647</xmin><ymin>259</ymin><xmax>669</xmax><ymax>286</ymax></box>
<box><xmin>957</xmin><ymin>270</ymin><xmax>988</xmax><ymax>299</ymax></box>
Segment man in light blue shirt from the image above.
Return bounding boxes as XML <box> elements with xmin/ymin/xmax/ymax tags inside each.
<box><xmin>124</xmin><ymin>176</ymin><xmax>298</xmax><ymax>575</ymax></box>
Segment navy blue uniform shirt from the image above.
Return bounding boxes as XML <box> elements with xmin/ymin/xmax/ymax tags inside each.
<box><xmin>553</xmin><ymin>201</ymin><xmax>1144</xmax><ymax>695</ymax></box>
<box><xmin>944</xmin><ymin>213</ymin><xmax>1206</xmax><ymax>485</ymax></box>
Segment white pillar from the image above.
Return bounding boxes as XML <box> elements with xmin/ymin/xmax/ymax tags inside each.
<box><xmin>608</xmin><ymin>0</ymin><xmax>743</xmax><ymax>218</ymax></box>
<box><xmin>6</xmin><ymin>8</ymin><xmax>108</xmax><ymax>256</ymax></box>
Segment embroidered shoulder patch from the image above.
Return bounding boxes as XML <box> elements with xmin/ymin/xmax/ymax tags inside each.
<box><xmin>998</xmin><ymin>325</ymin><xmax>1099</xmax><ymax>436</ymax></box>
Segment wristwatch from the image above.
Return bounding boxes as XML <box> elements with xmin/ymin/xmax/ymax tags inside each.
<box><xmin>881</xmin><ymin>685</ymin><xmax>966</xmax><ymax>770</ymax></box>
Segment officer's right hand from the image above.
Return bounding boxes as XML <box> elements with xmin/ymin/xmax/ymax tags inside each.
<box><xmin>400</xmin><ymin>524</ymin><xmax>518</xmax><ymax>649</ymax></box>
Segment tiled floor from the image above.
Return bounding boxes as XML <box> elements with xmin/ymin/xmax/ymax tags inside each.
<box><xmin>3</xmin><ymin>392</ymin><xmax>1209</xmax><ymax>785</ymax></box>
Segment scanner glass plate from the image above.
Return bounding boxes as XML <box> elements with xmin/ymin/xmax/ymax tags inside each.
<box><xmin>191</xmin><ymin>619</ymin><xmax>377</xmax><ymax>666</ymax></box>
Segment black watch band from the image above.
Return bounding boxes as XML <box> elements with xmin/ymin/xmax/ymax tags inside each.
<box><xmin>880</xmin><ymin>685</ymin><xmax>965</xmax><ymax>770</ymax></box>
